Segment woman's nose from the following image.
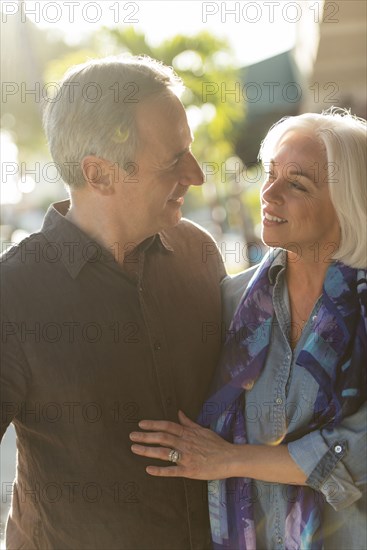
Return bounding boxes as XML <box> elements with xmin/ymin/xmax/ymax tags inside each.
<box><xmin>261</xmin><ymin>178</ymin><xmax>284</xmax><ymax>204</ymax></box>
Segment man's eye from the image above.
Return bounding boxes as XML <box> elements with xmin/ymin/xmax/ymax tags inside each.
<box><xmin>164</xmin><ymin>161</ymin><xmax>178</xmax><ymax>171</ymax></box>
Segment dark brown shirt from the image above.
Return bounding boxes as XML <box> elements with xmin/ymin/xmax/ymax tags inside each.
<box><xmin>0</xmin><ymin>200</ymin><xmax>226</xmax><ymax>550</ymax></box>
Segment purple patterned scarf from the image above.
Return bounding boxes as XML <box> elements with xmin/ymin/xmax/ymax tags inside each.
<box><xmin>198</xmin><ymin>250</ymin><xmax>367</xmax><ymax>549</ymax></box>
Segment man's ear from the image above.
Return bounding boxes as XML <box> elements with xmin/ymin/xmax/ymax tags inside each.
<box><xmin>81</xmin><ymin>156</ymin><xmax>115</xmax><ymax>195</ymax></box>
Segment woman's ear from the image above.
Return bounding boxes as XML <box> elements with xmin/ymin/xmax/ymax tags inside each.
<box><xmin>81</xmin><ymin>156</ymin><xmax>115</xmax><ymax>196</ymax></box>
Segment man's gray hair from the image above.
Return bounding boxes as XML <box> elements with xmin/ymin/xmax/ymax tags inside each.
<box><xmin>43</xmin><ymin>55</ymin><xmax>184</xmax><ymax>188</ymax></box>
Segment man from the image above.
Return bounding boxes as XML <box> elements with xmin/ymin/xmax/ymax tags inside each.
<box><xmin>0</xmin><ymin>56</ymin><xmax>226</xmax><ymax>549</ymax></box>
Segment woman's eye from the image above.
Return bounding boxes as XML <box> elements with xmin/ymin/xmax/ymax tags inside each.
<box><xmin>290</xmin><ymin>181</ymin><xmax>306</xmax><ymax>191</ymax></box>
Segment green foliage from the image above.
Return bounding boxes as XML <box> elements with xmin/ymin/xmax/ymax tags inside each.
<box><xmin>43</xmin><ymin>49</ymin><xmax>99</xmax><ymax>82</ymax></box>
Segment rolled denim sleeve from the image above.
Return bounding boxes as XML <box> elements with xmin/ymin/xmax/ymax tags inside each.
<box><xmin>288</xmin><ymin>401</ymin><xmax>367</xmax><ymax>511</ymax></box>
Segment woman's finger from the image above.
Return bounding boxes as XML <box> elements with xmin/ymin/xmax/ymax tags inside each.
<box><xmin>130</xmin><ymin>444</ymin><xmax>175</xmax><ymax>462</ymax></box>
<box><xmin>178</xmin><ymin>410</ymin><xmax>200</xmax><ymax>428</ymax></box>
<box><xmin>138</xmin><ymin>419</ymin><xmax>184</xmax><ymax>437</ymax></box>
<box><xmin>129</xmin><ymin>430</ymin><xmax>178</xmax><ymax>448</ymax></box>
<box><xmin>145</xmin><ymin>465</ymin><xmax>183</xmax><ymax>477</ymax></box>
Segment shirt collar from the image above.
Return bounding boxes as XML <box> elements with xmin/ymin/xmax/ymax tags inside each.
<box><xmin>268</xmin><ymin>248</ymin><xmax>287</xmax><ymax>285</ymax></box>
<box><xmin>41</xmin><ymin>199</ymin><xmax>174</xmax><ymax>279</ymax></box>
<box><xmin>157</xmin><ymin>230</ymin><xmax>174</xmax><ymax>252</ymax></box>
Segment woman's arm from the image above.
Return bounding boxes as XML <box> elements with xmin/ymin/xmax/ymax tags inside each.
<box><xmin>130</xmin><ymin>410</ymin><xmax>306</xmax><ymax>484</ymax></box>
<box><xmin>130</xmin><ymin>402</ymin><xmax>367</xmax><ymax>511</ymax></box>
<box><xmin>287</xmin><ymin>401</ymin><xmax>367</xmax><ymax>510</ymax></box>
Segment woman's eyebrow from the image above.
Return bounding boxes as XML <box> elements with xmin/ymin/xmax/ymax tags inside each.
<box><xmin>269</xmin><ymin>159</ymin><xmax>318</xmax><ymax>181</ymax></box>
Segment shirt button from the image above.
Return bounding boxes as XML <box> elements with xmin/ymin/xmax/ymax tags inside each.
<box><xmin>334</xmin><ymin>444</ymin><xmax>343</xmax><ymax>454</ymax></box>
<box><xmin>154</xmin><ymin>341</ymin><xmax>161</xmax><ymax>351</ymax></box>
<box><xmin>166</xmin><ymin>397</ymin><xmax>172</xmax><ymax>406</ymax></box>
<box><xmin>277</xmin><ymin>536</ymin><xmax>283</xmax><ymax>544</ymax></box>
<box><xmin>275</xmin><ymin>397</ymin><xmax>283</xmax><ymax>405</ymax></box>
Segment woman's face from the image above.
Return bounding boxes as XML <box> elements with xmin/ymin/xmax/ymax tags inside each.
<box><xmin>260</xmin><ymin>131</ymin><xmax>340</xmax><ymax>261</ymax></box>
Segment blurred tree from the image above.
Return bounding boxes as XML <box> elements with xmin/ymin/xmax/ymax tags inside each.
<box><xmin>0</xmin><ymin>3</ymin><xmax>78</xmax><ymax>157</ymax></box>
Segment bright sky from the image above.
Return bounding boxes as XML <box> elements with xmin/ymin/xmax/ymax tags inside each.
<box><xmin>14</xmin><ymin>0</ymin><xmax>318</xmax><ymax>66</ymax></box>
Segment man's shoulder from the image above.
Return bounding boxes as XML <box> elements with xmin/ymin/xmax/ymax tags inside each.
<box><xmin>160</xmin><ymin>219</ymin><xmax>226</xmax><ymax>277</ymax></box>
<box><xmin>168</xmin><ymin>218</ymin><xmax>217</xmax><ymax>242</ymax></box>
<box><xmin>0</xmin><ymin>232</ymin><xmax>46</xmax><ymax>277</ymax></box>
<box><xmin>162</xmin><ymin>218</ymin><xmax>220</xmax><ymax>253</ymax></box>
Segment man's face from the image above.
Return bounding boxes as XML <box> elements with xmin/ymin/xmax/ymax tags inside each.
<box><xmin>114</xmin><ymin>93</ymin><xmax>204</xmax><ymax>238</ymax></box>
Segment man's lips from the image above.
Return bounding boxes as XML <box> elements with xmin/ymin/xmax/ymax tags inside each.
<box><xmin>168</xmin><ymin>196</ymin><xmax>185</xmax><ymax>205</ymax></box>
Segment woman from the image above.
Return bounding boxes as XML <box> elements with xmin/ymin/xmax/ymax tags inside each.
<box><xmin>130</xmin><ymin>109</ymin><xmax>367</xmax><ymax>549</ymax></box>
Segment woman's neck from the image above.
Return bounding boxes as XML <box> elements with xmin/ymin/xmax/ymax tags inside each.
<box><xmin>285</xmin><ymin>250</ymin><xmax>331</xmax><ymax>296</ymax></box>
<box><xmin>285</xmin><ymin>251</ymin><xmax>330</xmax><ymax>350</ymax></box>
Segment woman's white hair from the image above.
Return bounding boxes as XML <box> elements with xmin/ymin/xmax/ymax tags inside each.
<box><xmin>259</xmin><ymin>107</ymin><xmax>367</xmax><ymax>269</ymax></box>
<box><xmin>43</xmin><ymin>55</ymin><xmax>184</xmax><ymax>189</ymax></box>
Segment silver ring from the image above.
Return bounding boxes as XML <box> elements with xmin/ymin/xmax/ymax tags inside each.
<box><xmin>168</xmin><ymin>449</ymin><xmax>181</xmax><ymax>463</ymax></box>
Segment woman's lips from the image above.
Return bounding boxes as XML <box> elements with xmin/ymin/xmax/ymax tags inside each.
<box><xmin>263</xmin><ymin>211</ymin><xmax>287</xmax><ymax>225</ymax></box>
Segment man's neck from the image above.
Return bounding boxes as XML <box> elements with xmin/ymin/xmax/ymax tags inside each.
<box><xmin>64</xmin><ymin>201</ymin><xmax>152</xmax><ymax>265</ymax></box>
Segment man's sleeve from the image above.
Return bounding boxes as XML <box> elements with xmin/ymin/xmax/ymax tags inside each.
<box><xmin>288</xmin><ymin>401</ymin><xmax>367</xmax><ymax>511</ymax></box>
<box><xmin>1</xmin><ymin>312</ymin><xmax>30</xmax><ymax>440</ymax></box>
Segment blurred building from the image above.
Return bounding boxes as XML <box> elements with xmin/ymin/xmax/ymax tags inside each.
<box><xmin>299</xmin><ymin>0</ymin><xmax>366</xmax><ymax>116</ymax></box>
<box><xmin>235</xmin><ymin>50</ymin><xmax>303</xmax><ymax>166</ymax></box>
<box><xmin>236</xmin><ymin>0</ymin><xmax>367</xmax><ymax>166</ymax></box>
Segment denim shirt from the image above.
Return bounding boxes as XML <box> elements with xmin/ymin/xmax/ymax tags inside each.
<box><xmin>221</xmin><ymin>253</ymin><xmax>367</xmax><ymax>550</ymax></box>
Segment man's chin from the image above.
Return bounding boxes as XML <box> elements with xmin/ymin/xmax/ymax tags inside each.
<box><xmin>161</xmin><ymin>209</ymin><xmax>183</xmax><ymax>231</ymax></box>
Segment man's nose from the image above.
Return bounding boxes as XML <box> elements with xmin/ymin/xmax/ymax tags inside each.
<box><xmin>179</xmin><ymin>152</ymin><xmax>204</xmax><ymax>187</ymax></box>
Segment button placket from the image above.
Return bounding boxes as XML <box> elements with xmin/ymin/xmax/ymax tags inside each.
<box><xmin>273</xmin><ymin>278</ymin><xmax>292</xmax><ymax>442</ymax></box>
<box><xmin>137</xmin><ymin>254</ymin><xmax>178</xmax><ymax>418</ymax></box>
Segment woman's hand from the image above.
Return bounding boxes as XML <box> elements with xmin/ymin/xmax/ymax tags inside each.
<box><xmin>129</xmin><ymin>410</ymin><xmax>236</xmax><ymax>480</ymax></box>
<box><xmin>130</xmin><ymin>411</ymin><xmax>308</xmax><ymax>484</ymax></box>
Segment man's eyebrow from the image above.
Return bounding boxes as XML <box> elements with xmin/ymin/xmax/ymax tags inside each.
<box><xmin>167</xmin><ymin>136</ymin><xmax>194</xmax><ymax>164</ymax></box>
<box><xmin>171</xmin><ymin>148</ymin><xmax>189</xmax><ymax>162</ymax></box>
